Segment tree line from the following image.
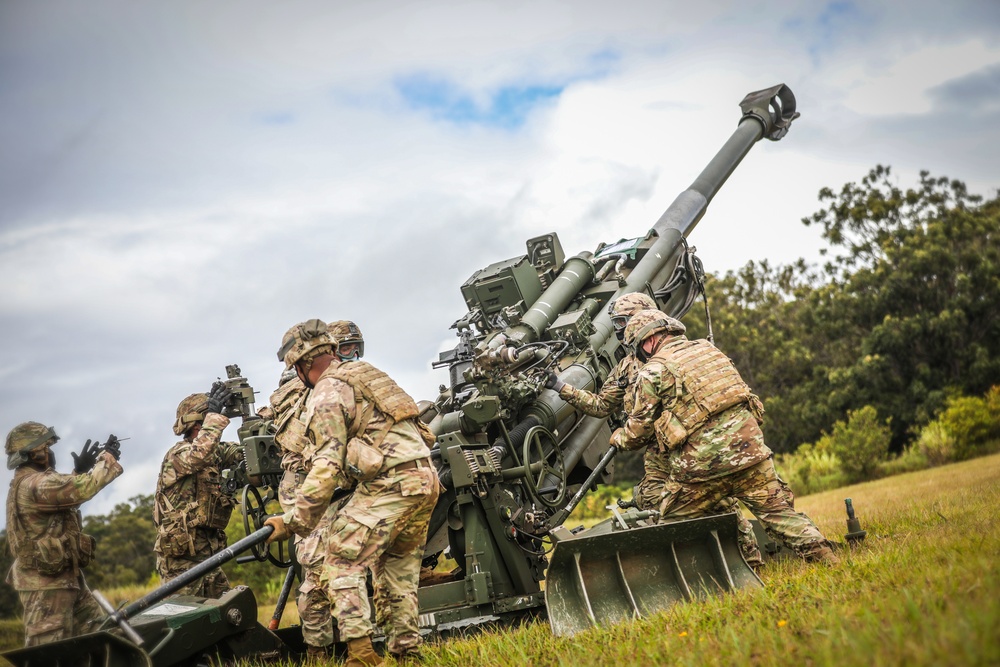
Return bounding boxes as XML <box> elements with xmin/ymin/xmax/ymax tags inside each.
<box><xmin>685</xmin><ymin>165</ymin><xmax>999</xmax><ymax>454</ymax></box>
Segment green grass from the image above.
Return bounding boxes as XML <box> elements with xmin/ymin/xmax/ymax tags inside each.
<box><xmin>399</xmin><ymin>453</ymin><xmax>1000</xmax><ymax>666</ymax></box>
<box><xmin>3</xmin><ymin>454</ymin><xmax>998</xmax><ymax>666</ymax></box>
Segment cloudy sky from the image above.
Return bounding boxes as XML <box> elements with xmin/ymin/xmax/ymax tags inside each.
<box><xmin>1</xmin><ymin>0</ymin><xmax>998</xmax><ymax>522</ymax></box>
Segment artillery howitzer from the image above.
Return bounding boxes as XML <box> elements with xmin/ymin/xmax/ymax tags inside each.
<box><xmin>415</xmin><ymin>83</ymin><xmax>799</xmax><ymax>637</ymax></box>
<box><xmin>3</xmin><ymin>83</ymin><xmax>819</xmax><ymax>666</ymax></box>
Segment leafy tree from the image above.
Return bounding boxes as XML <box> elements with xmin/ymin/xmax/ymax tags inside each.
<box><xmin>702</xmin><ymin>167</ymin><xmax>1000</xmax><ymax>454</ymax></box>
<box><xmin>822</xmin><ymin>406</ymin><xmax>892</xmax><ymax>482</ymax></box>
<box><xmin>82</xmin><ymin>495</ymin><xmax>158</xmax><ymax>589</ymax></box>
<box><xmin>933</xmin><ymin>387</ymin><xmax>1000</xmax><ymax>460</ymax></box>
<box><xmin>802</xmin><ymin>167</ymin><xmax>1000</xmax><ymax>448</ymax></box>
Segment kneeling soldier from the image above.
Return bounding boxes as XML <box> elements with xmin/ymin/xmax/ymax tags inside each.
<box><xmin>611</xmin><ymin>310</ymin><xmax>838</xmax><ymax>564</ymax></box>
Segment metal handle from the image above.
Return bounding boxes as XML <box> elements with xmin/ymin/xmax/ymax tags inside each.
<box><xmin>93</xmin><ymin>589</ymin><xmax>145</xmax><ymax>646</ymax></box>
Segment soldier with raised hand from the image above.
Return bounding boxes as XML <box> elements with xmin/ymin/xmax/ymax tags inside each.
<box><xmin>153</xmin><ymin>383</ymin><xmax>243</xmax><ymax>597</ymax></box>
<box><xmin>5</xmin><ymin>421</ymin><xmax>123</xmax><ymax>646</ymax></box>
<box><xmin>265</xmin><ymin>319</ymin><xmax>439</xmax><ymax>667</ymax></box>
<box><xmin>546</xmin><ymin>293</ymin><xmax>763</xmax><ymax>569</ymax></box>
<box><xmin>611</xmin><ymin>309</ymin><xmax>839</xmax><ymax>564</ymax></box>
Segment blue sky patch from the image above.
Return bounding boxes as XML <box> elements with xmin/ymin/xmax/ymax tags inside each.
<box><xmin>395</xmin><ymin>74</ymin><xmax>563</xmax><ymax>129</ymax></box>
<box><xmin>260</xmin><ymin>112</ymin><xmax>295</xmax><ymax>126</ymax></box>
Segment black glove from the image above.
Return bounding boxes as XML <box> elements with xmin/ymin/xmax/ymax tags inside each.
<box><xmin>205</xmin><ymin>381</ymin><xmax>233</xmax><ymax>415</ymax></box>
<box><xmin>103</xmin><ymin>435</ymin><xmax>122</xmax><ymax>461</ymax></box>
<box><xmin>72</xmin><ymin>439</ymin><xmax>100</xmax><ymax>474</ymax></box>
<box><xmin>544</xmin><ymin>371</ymin><xmax>566</xmax><ymax>393</ymax></box>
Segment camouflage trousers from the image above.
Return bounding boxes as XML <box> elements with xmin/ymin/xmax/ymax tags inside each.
<box><xmin>321</xmin><ymin>463</ymin><xmax>440</xmax><ymax>655</ymax></box>
<box><xmin>658</xmin><ymin>458</ymin><xmax>836</xmax><ymax>562</ymax></box>
<box><xmin>295</xmin><ymin>497</ymin><xmax>347</xmax><ymax>649</ymax></box>
<box><xmin>18</xmin><ymin>577</ymin><xmax>104</xmax><ymax>646</ymax></box>
<box><xmin>156</xmin><ymin>554</ymin><xmax>231</xmax><ymax>598</ymax></box>
<box><xmin>634</xmin><ymin>471</ymin><xmax>763</xmax><ymax>569</ymax></box>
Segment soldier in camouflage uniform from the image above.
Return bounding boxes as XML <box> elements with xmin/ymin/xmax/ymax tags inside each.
<box><xmin>610</xmin><ymin>310</ymin><xmax>838</xmax><ymax>564</ymax></box>
<box><xmin>265</xmin><ymin>319</ymin><xmax>439</xmax><ymax>667</ymax></box>
<box><xmin>153</xmin><ymin>383</ymin><xmax>244</xmax><ymax>597</ymax></box>
<box><xmin>268</xmin><ymin>320</ymin><xmax>364</xmax><ymax>661</ymax></box>
<box><xmin>5</xmin><ymin>421</ymin><xmax>123</xmax><ymax>646</ymax></box>
<box><xmin>546</xmin><ymin>293</ymin><xmax>763</xmax><ymax>569</ymax></box>
<box><xmin>268</xmin><ymin>370</ymin><xmax>335</xmax><ymax>661</ymax></box>
<box><xmin>547</xmin><ymin>292</ymin><xmax>658</xmax><ymax>416</ymax></box>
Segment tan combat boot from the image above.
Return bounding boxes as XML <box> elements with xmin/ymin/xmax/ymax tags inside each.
<box><xmin>304</xmin><ymin>644</ymin><xmax>327</xmax><ymax>664</ymax></box>
<box><xmin>345</xmin><ymin>636</ymin><xmax>383</xmax><ymax>667</ymax></box>
<box><xmin>804</xmin><ymin>541</ymin><xmax>841</xmax><ymax>565</ymax></box>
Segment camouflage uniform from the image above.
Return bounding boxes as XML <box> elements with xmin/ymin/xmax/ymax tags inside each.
<box><xmin>6</xmin><ymin>424</ymin><xmax>122</xmax><ymax>646</ymax></box>
<box><xmin>611</xmin><ymin>324</ymin><xmax>836</xmax><ymax>563</ymax></box>
<box><xmin>154</xmin><ymin>409</ymin><xmax>243</xmax><ymax>597</ymax></box>
<box><xmin>557</xmin><ymin>292</ymin><xmax>655</xmax><ymax>420</ymax></box>
<box><xmin>284</xmin><ymin>359</ymin><xmax>439</xmax><ymax>657</ymax></box>
<box><xmin>559</xmin><ymin>297</ymin><xmax>762</xmax><ymax>567</ymax></box>
<box><xmin>269</xmin><ymin>376</ymin><xmax>339</xmax><ymax>652</ymax></box>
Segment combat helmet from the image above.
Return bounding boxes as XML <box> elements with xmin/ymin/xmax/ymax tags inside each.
<box><xmin>609</xmin><ymin>293</ymin><xmax>657</xmax><ymax>341</ymax></box>
<box><xmin>328</xmin><ymin>320</ymin><xmax>364</xmax><ymax>362</ymax></box>
<box><xmin>624</xmin><ymin>309</ymin><xmax>687</xmax><ymax>355</ymax></box>
<box><xmin>173</xmin><ymin>393</ymin><xmax>209</xmax><ymax>436</ymax></box>
<box><xmin>6</xmin><ymin>421</ymin><xmax>59</xmax><ymax>470</ymax></box>
<box><xmin>277</xmin><ymin>319</ymin><xmax>334</xmax><ymax>368</ymax></box>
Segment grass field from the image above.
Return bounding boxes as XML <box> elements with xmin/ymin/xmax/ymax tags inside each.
<box><xmin>2</xmin><ymin>454</ymin><xmax>997</xmax><ymax>666</ymax></box>
<box><xmin>400</xmin><ymin>453</ymin><xmax>1000</xmax><ymax>667</ymax></box>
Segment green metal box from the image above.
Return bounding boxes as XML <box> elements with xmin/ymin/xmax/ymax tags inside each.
<box><xmin>461</xmin><ymin>256</ymin><xmax>543</xmax><ymax>316</ymax></box>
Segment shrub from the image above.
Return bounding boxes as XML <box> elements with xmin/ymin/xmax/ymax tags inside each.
<box><xmin>914</xmin><ymin>421</ymin><xmax>956</xmax><ymax>466</ymax></box>
<box><xmin>774</xmin><ymin>444</ymin><xmax>846</xmax><ymax>496</ymax></box>
<box><xmin>938</xmin><ymin>396</ymin><xmax>993</xmax><ymax>459</ymax></box>
<box><xmin>825</xmin><ymin>405</ymin><xmax>892</xmax><ymax>482</ymax></box>
<box><xmin>879</xmin><ymin>445</ymin><xmax>929</xmax><ymax>476</ymax></box>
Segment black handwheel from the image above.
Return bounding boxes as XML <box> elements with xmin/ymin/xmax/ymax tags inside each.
<box><xmin>521</xmin><ymin>425</ymin><xmax>567</xmax><ymax>508</ymax></box>
<box><xmin>241</xmin><ymin>485</ymin><xmax>293</xmax><ymax>567</ymax></box>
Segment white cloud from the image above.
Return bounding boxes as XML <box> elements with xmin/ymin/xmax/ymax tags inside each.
<box><xmin>839</xmin><ymin>39</ymin><xmax>1000</xmax><ymax>115</ymax></box>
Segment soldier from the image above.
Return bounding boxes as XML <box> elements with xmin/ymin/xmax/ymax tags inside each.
<box><xmin>610</xmin><ymin>309</ymin><xmax>839</xmax><ymax>564</ymax></box>
<box><xmin>5</xmin><ymin>422</ymin><xmax>123</xmax><ymax>646</ymax></box>
<box><xmin>547</xmin><ymin>292</ymin><xmax>657</xmax><ymax>416</ymax></box>
<box><xmin>269</xmin><ymin>320</ymin><xmax>363</xmax><ymax>662</ymax></box>
<box><xmin>546</xmin><ymin>293</ymin><xmax>763</xmax><ymax>569</ymax></box>
<box><xmin>153</xmin><ymin>383</ymin><xmax>243</xmax><ymax>597</ymax></box>
<box><xmin>265</xmin><ymin>319</ymin><xmax>439</xmax><ymax>667</ymax></box>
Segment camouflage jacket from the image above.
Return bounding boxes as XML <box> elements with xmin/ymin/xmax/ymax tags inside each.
<box><xmin>153</xmin><ymin>413</ymin><xmax>242</xmax><ymax>557</ymax></box>
<box><xmin>5</xmin><ymin>452</ymin><xmax>122</xmax><ymax>591</ymax></box>
<box><xmin>611</xmin><ymin>338</ymin><xmax>771</xmax><ymax>483</ymax></box>
<box><xmin>559</xmin><ymin>353</ymin><xmax>642</xmax><ymax>419</ymax></box>
<box><xmin>272</xmin><ymin>379</ymin><xmax>311</xmax><ymax>513</ymax></box>
<box><xmin>285</xmin><ymin>361</ymin><xmax>430</xmax><ymax>536</ymax></box>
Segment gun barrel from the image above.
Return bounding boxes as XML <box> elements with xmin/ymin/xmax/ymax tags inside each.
<box><xmin>586</xmin><ymin>83</ymin><xmax>798</xmax><ymax>352</ymax></box>
<box><xmin>113</xmin><ymin>526</ymin><xmax>274</xmax><ymax>622</ymax></box>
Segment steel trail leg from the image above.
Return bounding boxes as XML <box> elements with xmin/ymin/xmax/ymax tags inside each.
<box><xmin>93</xmin><ymin>590</ymin><xmax>145</xmax><ymax>646</ymax></box>
<box><xmin>269</xmin><ymin>566</ymin><xmax>298</xmax><ymax>631</ymax></box>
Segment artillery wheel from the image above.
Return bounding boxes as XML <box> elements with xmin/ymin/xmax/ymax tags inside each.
<box><xmin>521</xmin><ymin>426</ymin><xmax>567</xmax><ymax>508</ymax></box>
<box><xmin>241</xmin><ymin>485</ymin><xmax>293</xmax><ymax>567</ymax></box>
